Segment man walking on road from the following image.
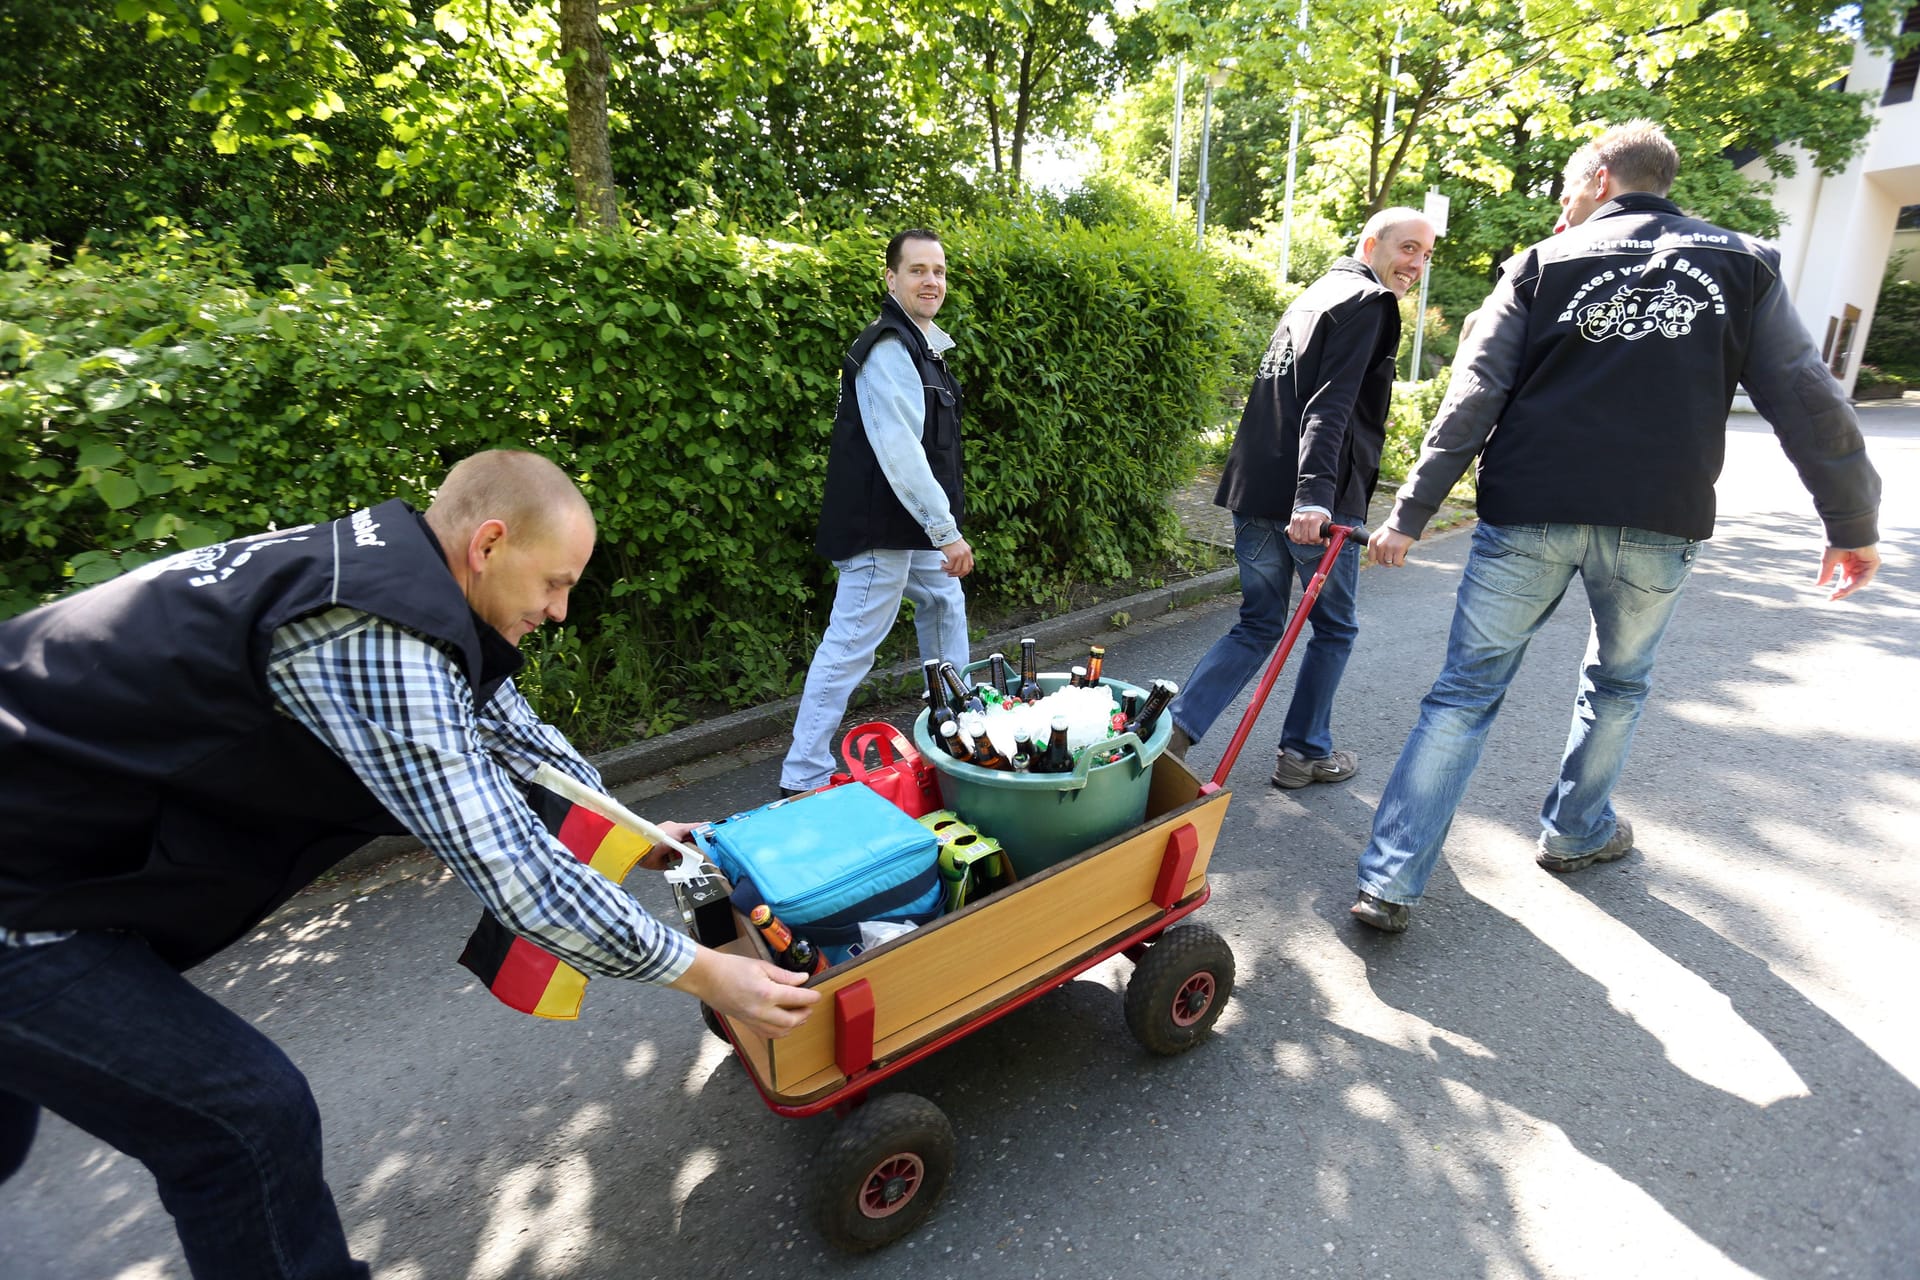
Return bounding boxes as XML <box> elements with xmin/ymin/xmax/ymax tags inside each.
<box><xmin>0</xmin><ymin>450</ymin><xmax>820</xmax><ymax>1278</ymax></box>
<box><xmin>1169</xmin><ymin>207</ymin><xmax>1436</xmax><ymax>789</ymax></box>
<box><xmin>780</xmin><ymin>229</ymin><xmax>973</xmax><ymax>795</ymax></box>
<box><xmin>1349</xmin><ymin>120</ymin><xmax>1881</xmax><ymax>933</ymax></box>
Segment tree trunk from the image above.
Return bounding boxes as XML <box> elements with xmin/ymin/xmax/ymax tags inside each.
<box><xmin>983</xmin><ymin>44</ymin><xmax>1004</xmax><ymax>174</ymax></box>
<box><xmin>558</xmin><ymin>0</ymin><xmax>619</xmax><ymax>230</ymax></box>
<box><xmin>1011</xmin><ymin>19</ymin><xmax>1037</xmax><ymax>179</ymax></box>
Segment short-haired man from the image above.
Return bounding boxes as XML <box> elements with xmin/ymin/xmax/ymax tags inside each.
<box><xmin>780</xmin><ymin>229</ymin><xmax>973</xmax><ymax>795</ymax></box>
<box><xmin>0</xmin><ymin>450</ymin><xmax>820</xmax><ymax>1276</ymax></box>
<box><xmin>1350</xmin><ymin>120</ymin><xmax>1881</xmax><ymax>932</ymax></box>
<box><xmin>1168</xmin><ymin>208</ymin><xmax>1437</xmax><ymax>788</ymax></box>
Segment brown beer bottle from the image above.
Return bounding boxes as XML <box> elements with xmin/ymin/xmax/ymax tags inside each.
<box><xmin>1018</xmin><ymin>638</ymin><xmax>1043</xmax><ymax>703</ymax></box>
<box><xmin>1069</xmin><ymin>664</ymin><xmax>1088</xmax><ymax>689</ymax></box>
<box><xmin>987</xmin><ymin>652</ymin><xmax>1011</xmax><ymax>698</ymax></box>
<box><xmin>1128</xmin><ymin>679</ymin><xmax>1178</xmax><ymax>741</ymax></box>
<box><xmin>939</xmin><ymin>662</ymin><xmax>985</xmax><ymax>715</ymax></box>
<box><xmin>938</xmin><ymin>720</ymin><xmax>973</xmax><ymax>761</ymax></box>
<box><xmin>1085</xmin><ymin>645</ymin><xmax>1105</xmax><ymax>687</ymax></box>
<box><xmin>923</xmin><ymin>659</ymin><xmax>957</xmax><ymax>735</ymax></box>
<box><xmin>749</xmin><ymin>905</ymin><xmax>824</xmax><ymax>975</ymax></box>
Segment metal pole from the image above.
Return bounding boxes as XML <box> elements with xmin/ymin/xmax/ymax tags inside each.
<box><xmin>1170</xmin><ymin>60</ymin><xmax>1186</xmax><ymax>219</ymax></box>
<box><xmin>1410</xmin><ymin>262</ymin><xmax>1432</xmax><ymax>381</ymax></box>
<box><xmin>1385</xmin><ymin>25</ymin><xmax>1400</xmax><ymax>139</ymax></box>
<box><xmin>1196</xmin><ymin>77</ymin><xmax>1215</xmax><ymax>249</ymax></box>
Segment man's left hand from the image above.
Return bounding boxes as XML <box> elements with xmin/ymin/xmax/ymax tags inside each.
<box><xmin>1368</xmin><ymin>527</ymin><xmax>1416</xmax><ymax>568</ymax></box>
<box><xmin>1818</xmin><ymin>545</ymin><xmax>1880</xmax><ymax>601</ymax></box>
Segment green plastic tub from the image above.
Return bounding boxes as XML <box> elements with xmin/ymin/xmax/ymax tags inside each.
<box><xmin>911</xmin><ymin>672</ymin><xmax>1173</xmax><ymax>879</ymax></box>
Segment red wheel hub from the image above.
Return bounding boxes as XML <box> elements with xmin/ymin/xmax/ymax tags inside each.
<box><xmin>858</xmin><ymin>1153</ymin><xmax>925</xmax><ymax>1218</ymax></box>
<box><xmin>1171</xmin><ymin>972</ymin><xmax>1216</xmax><ymax>1027</ymax></box>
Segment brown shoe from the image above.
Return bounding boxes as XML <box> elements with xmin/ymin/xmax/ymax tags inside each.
<box><xmin>1167</xmin><ymin>724</ymin><xmax>1193</xmax><ymax>761</ymax></box>
<box><xmin>1272</xmin><ymin>748</ymin><xmax>1358</xmax><ymax>790</ymax></box>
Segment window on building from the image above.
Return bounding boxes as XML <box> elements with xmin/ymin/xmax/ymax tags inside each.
<box><xmin>1886</xmin><ymin>5</ymin><xmax>1920</xmax><ymax>105</ymax></box>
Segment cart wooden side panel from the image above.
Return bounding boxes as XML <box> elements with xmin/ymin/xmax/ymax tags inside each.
<box><xmin>722</xmin><ymin>758</ymin><xmax>1230</xmax><ymax>1106</ymax></box>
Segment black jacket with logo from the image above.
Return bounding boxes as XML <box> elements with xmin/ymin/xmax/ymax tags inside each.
<box><xmin>1390</xmin><ymin>193</ymin><xmax>1879</xmax><ymax>546</ymax></box>
<box><xmin>815</xmin><ymin>294</ymin><xmax>965</xmax><ymax>560</ymax></box>
<box><xmin>1214</xmin><ymin>256</ymin><xmax>1402</xmax><ymax>523</ymax></box>
<box><xmin>0</xmin><ymin>502</ymin><xmax>520</xmax><ymax>968</ymax></box>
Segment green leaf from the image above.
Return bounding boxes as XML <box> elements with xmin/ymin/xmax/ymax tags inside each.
<box><xmin>94</xmin><ymin>471</ymin><xmax>141</xmax><ymax>510</ymax></box>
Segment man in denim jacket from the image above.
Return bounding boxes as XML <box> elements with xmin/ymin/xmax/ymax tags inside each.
<box><xmin>1349</xmin><ymin>120</ymin><xmax>1882</xmax><ymax>932</ymax></box>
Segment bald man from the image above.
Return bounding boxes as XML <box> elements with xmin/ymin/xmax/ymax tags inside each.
<box><xmin>0</xmin><ymin>450</ymin><xmax>817</xmax><ymax>1278</ymax></box>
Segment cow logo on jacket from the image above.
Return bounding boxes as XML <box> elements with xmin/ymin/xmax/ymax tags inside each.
<box><xmin>1576</xmin><ymin>279</ymin><xmax>1706</xmax><ymax>343</ymax></box>
<box><xmin>1259</xmin><ymin>331</ymin><xmax>1296</xmax><ymax>380</ymax></box>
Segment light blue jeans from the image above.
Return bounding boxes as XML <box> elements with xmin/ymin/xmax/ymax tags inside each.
<box><xmin>781</xmin><ymin>548</ymin><xmax>970</xmax><ymax>790</ymax></box>
<box><xmin>1357</xmin><ymin>522</ymin><xmax>1698</xmax><ymax>905</ymax></box>
<box><xmin>1171</xmin><ymin>514</ymin><xmax>1361</xmax><ymax>759</ymax></box>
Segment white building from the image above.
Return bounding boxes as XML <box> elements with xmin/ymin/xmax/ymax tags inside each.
<box><xmin>1737</xmin><ymin>6</ymin><xmax>1920</xmax><ymax>395</ymax></box>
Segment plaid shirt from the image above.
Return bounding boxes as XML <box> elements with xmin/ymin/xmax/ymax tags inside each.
<box><xmin>3</xmin><ymin>607</ymin><xmax>696</xmax><ymax>985</ymax></box>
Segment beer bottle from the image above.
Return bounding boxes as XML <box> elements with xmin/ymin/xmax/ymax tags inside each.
<box><xmin>1012</xmin><ymin>728</ymin><xmax>1034</xmax><ymax>765</ymax></box>
<box><xmin>1018</xmin><ymin>637</ymin><xmax>1044</xmax><ymax>703</ymax></box>
<box><xmin>939</xmin><ymin>662</ymin><xmax>985</xmax><ymax>716</ymax></box>
<box><xmin>923</xmin><ymin>659</ymin><xmax>957</xmax><ymax>735</ymax></box>
<box><xmin>1039</xmin><ymin>714</ymin><xmax>1073</xmax><ymax>772</ymax></box>
<box><xmin>1128</xmin><ymin>679</ymin><xmax>1178</xmax><ymax>741</ymax></box>
<box><xmin>969</xmin><ymin>735</ymin><xmax>1010</xmax><ymax>771</ymax></box>
<box><xmin>938</xmin><ymin>720</ymin><xmax>973</xmax><ymax>761</ymax></box>
<box><xmin>987</xmin><ymin>652</ymin><xmax>1011</xmax><ymax>698</ymax></box>
<box><xmin>1122</xmin><ymin>690</ymin><xmax>1140</xmax><ymax>721</ymax></box>
<box><xmin>1085</xmin><ymin>645</ymin><xmax>1105</xmax><ymax>687</ymax></box>
<box><xmin>750</xmin><ymin>905</ymin><xmax>824</xmax><ymax>975</ymax></box>
<box><xmin>1069</xmin><ymin>664</ymin><xmax>1088</xmax><ymax>689</ymax></box>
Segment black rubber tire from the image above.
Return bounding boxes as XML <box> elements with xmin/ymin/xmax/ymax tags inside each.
<box><xmin>699</xmin><ymin>1002</ymin><xmax>728</xmax><ymax>1043</ymax></box>
<box><xmin>1124</xmin><ymin>922</ymin><xmax>1236</xmax><ymax>1055</ymax></box>
<box><xmin>811</xmin><ymin>1093</ymin><xmax>955</xmax><ymax>1252</ymax></box>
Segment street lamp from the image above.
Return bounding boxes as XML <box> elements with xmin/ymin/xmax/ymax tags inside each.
<box><xmin>1170</xmin><ymin>59</ymin><xmax>1187</xmax><ymax>219</ymax></box>
<box><xmin>1195</xmin><ymin>59</ymin><xmax>1236</xmax><ymax>248</ymax></box>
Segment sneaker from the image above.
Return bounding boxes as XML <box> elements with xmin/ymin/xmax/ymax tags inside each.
<box><xmin>777</xmin><ymin>786</ymin><xmax>808</xmax><ymax>800</ymax></box>
<box><xmin>1167</xmin><ymin>724</ymin><xmax>1194</xmax><ymax>761</ymax></box>
<box><xmin>1536</xmin><ymin>817</ymin><xmax>1634</xmax><ymax>873</ymax></box>
<box><xmin>1272</xmin><ymin>748</ymin><xmax>1358</xmax><ymax>790</ymax></box>
<box><xmin>1350</xmin><ymin>891</ymin><xmax>1410</xmax><ymax>933</ymax></box>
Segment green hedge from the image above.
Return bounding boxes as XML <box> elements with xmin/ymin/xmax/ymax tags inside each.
<box><xmin>0</xmin><ymin>218</ymin><xmax>1234</xmax><ymax>744</ymax></box>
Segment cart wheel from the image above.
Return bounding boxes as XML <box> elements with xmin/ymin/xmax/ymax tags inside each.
<box><xmin>1125</xmin><ymin>923</ymin><xmax>1235</xmax><ymax>1055</ymax></box>
<box><xmin>811</xmin><ymin>1093</ymin><xmax>954</xmax><ymax>1252</ymax></box>
<box><xmin>699</xmin><ymin>1002</ymin><xmax>728</xmax><ymax>1043</ymax></box>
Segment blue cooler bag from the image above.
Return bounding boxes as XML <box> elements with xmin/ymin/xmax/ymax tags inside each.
<box><xmin>693</xmin><ymin>783</ymin><xmax>943</xmax><ymax>965</ymax></box>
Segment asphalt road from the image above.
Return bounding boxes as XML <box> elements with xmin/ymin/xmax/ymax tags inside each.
<box><xmin>4</xmin><ymin>404</ymin><xmax>1916</xmax><ymax>1280</ymax></box>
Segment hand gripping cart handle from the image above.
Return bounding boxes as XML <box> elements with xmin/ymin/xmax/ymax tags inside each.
<box><xmin>1207</xmin><ymin>523</ymin><xmax>1362</xmax><ymax>791</ymax></box>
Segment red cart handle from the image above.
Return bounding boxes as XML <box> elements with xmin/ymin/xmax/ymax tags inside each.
<box><xmin>1209</xmin><ymin>524</ymin><xmax>1360</xmax><ymax>789</ymax></box>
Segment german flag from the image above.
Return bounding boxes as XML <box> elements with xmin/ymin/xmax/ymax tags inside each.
<box><xmin>458</xmin><ymin>781</ymin><xmax>656</xmax><ymax>1020</ymax></box>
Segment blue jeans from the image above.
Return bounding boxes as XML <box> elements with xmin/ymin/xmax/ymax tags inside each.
<box><xmin>1357</xmin><ymin>522</ymin><xmax>1698</xmax><ymax>905</ymax></box>
<box><xmin>1171</xmin><ymin>515</ymin><xmax>1361</xmax><ymax>759</ymax></box>
<box><xmin>0</xmin><ymin>932</ymin><xmax>369</xmax><ymax>1279</ymax></box>
<box><xmin>781</xmin><ymin>548</ymin><xmax>970</xmax><ymax>789</ymax></box>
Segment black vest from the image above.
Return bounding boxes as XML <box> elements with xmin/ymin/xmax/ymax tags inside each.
<box><xmin>815</xmin><ymin>295</ymin><xmax>965</xmax><ymax>560</ymax></box>
<box><xmin>0</xmin><ymin>501</ymin><xmax>521</xmax><ymax>969</ymax></box>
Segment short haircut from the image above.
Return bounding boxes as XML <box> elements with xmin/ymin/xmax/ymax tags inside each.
<box><xmin>424</xmin><ymin>450</ymin><xmax>593</xmax><ymax>548</ymax></box>
<box><xmin>1564</xmin><ymin>120</ymin><xmax>1678</xmax><ymax>197</ymax></box>
<box><xmin>886</xmin><ymin>229</ymin><xmax>942</xmax><ymax>272</ymax></box>
<box><xmin>1356</xmin><ymin>207</ymin><xmax>1432</xmax><ymax>253</ymax></box>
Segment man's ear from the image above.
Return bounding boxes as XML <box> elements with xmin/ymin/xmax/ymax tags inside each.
<box><xmin>466</xmin><ymin>518</ymin><xmax>508</xmax><ymax>573</ymax></box>
<box><xmin>1590</xmin><ymin>164</ymin><xmax>1613</xmax><ymax>202</ymax></box>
